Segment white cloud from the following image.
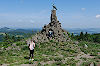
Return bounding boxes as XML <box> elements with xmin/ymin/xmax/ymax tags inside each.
<box><xmin>96</xmin><ymin>15</ymin><xmax>100</xmax><ymax>19</ymax></box>
<box><xmin>81</xmin><ymin>8</ymin><xmax>86</xmax><ymax>11</ymax></box>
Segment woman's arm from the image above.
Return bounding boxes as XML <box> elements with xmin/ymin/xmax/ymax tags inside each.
<box><xmin>34</xmin><ymin>42</ymin><xmax>35</xmax><ymax>48</ymax></box>
<box><xmin>28</xmin><ymin>44</ymin><xmax>30</xmax><ymax>49</ymax></box>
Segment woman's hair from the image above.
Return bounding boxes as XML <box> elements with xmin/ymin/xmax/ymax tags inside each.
<box><xmin>30</xmin><ymin>39</ymin><xmax>33</xmax><ymax>42</ymax></box>
<box><xmin>33</xmin><ymin>40</ymin><xmax>35</xmax><ymax>43</ymax></box>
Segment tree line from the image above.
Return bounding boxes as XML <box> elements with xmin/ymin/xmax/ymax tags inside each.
<box><xmin>71</xmin><ymin>32</ymin><xmax>100</xmax><ymax>43</ymax></box>
<box><xmin>3</xmin><ymin>33</ymin><xmax>23</xmax><ymax>44</ymax></box>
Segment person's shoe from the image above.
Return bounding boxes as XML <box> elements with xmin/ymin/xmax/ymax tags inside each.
<box><xmin>29</xmin><ymin>59</ymin><xmax>31</xmax><ymax>61</ymax></box>
<box><xmin>32</xmin><ymin>59</ymin><xmax>34</xmax><ymax>61</ymax></box>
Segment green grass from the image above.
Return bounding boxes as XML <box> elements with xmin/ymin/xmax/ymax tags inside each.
<box><xmin>79</xmin><ymin>41</ymin><xmax>100</xmax><ymax>56</ymax></box>
<box><xmin>0</xmin><ymin>41</ymin><xmax>100</xmax><ymax>65</ymax></box>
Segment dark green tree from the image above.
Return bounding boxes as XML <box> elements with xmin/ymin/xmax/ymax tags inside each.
<box><xmin>79</xmin><ymin>32</ymin><xmax>84</xmax><ymax>40</ymax></box>
<box><xmin>17</xmin><ymin>36</ymin><xmax>21</xmax><ymax>41</ymax></box>
<box><xmin>3</xmin><ymin>33</ymin><xmax>10</xmax><ymax>42</ymax></box>
<box><xmin>84</xmin><ymin>32</ymin><xmax>88</xmax><ymax>41</ymax></box>
<box><xmin>71</xmin><ymin>33</ymin><xmax>74</xmax><ymax>39</ymax></box>
<box><xmin>3</xmin><ymin>33</ymin><xmax>14</xmax><ymax>44</ymax></box>
<box><xmin>12</xmin><ymin>36</ymin><xmax>16</xmax><ymax>42</ymax></box>
<box><xmin>94</xmin><ymin>36</ymin><xmax>100</xmax><ymax>43</ymax></box>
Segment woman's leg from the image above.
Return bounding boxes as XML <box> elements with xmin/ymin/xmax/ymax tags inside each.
<box><xmin>32</xmin><ymin>49</ymin><xmax>34</xmax><ymax>59</ymax></box>
<box><xmin>30</xmin><ymin>50</ymin><xmax>32</xmax><ymax>59</ymax></box>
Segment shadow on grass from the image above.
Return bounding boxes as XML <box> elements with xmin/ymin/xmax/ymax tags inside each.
<box><xmin>24</xmin><ymin>56</ymin><xmax>30</xmax><ymax>59</ymax></box>
<box><xmin>24</xmin><ymin>56</ymin><xmax>39</xmax><ymax>61</ymax></box>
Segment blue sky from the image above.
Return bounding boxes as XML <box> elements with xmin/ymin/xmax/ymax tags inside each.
<box><xmin>0</xmin><ymin>0</ymin><xmax>100</xmax><ymax>29</ymax></box>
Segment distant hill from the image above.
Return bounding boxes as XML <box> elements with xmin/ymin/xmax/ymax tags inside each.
<box><xmin>0</xmin><ymin>27</ymin><xmax>15</xmax><ymax>32</ymax></box>
<box><xmin>65</xmin><ymin>28</ymin><xmax>100</xmax><ymax>35</ymax></box>
<box><xmin>0</xmin><ymin>27</ymin><xmax>100</xmax><ymax>35</ymax></box>
<box><xmin>0</xmin><ymin>27</ymin><xmax>10</xmax><ymax>30</ymax></box>
<box><xmin>0</xmin><ymin>27</ymin><xmax>41</xmax><ymax>42</ymax></box>
<box><xmin>0</xmin><ymin>27</ymin><xmax>41</xmax><ymax>33</ymax></box>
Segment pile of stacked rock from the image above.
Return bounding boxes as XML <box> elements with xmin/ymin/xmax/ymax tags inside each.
<box><xmin>32</xmin><ymin>6</ymin><xmax>70</xmax><ymax>43</ymax></box>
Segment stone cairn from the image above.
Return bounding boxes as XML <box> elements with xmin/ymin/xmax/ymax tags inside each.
<box><xmin>32</xmin><ymin>6</ymin><xmax>70</xmax><ymax>43</ymax></box>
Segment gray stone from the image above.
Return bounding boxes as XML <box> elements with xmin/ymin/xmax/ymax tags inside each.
<box><xmin>12</xmin><ymin>43</ymin><xmax>16</xmax><ymax>47</ymax></box>
<box><xmin>0</xmin><ymin>47</ymin><xmax>4</xmax><ymax>51</ymax></box>
<box><xmin>98</xmin><ymin>52</ymin><xmax>100</xmax><ymax>55</ymax></box>
<box><xmin>85</xmin><ymin>44</ymin><xmax>88</xmax><ymax>48</ymax></box>
<box><xmin>31</xmin><ymin>6</ymin><xmax>70</xmax><ymax>43</ymax></box>
<box><xmin>90</xmin><ymin>62</ymin><xmax>94</xmax><ymax>66</ymax></box>
<box><xmin>12</xmin><ymin>46</ymin><xmax>21</xmax><ymax>51</ymax></box>
<box><xmin>6</xmin><ymin>47</ymin><xmax>12</xmax><ymax>50</ymax></box>
<box><xmin>1</xmin><ymin>64</ymin><xmax>9</xmax><ymax>66</ymax></box>
<box><xmin>74</xmin><ymin>41</ymin><xmax>79</xmax><ymax>44</ymax></box>
<box><xmin>21</xmin><ymin>64</ymin><xmax>35</xmax><ymax>66</ymax></box>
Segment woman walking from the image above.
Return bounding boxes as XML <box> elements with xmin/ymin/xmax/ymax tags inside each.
<box><xmin>29</xmin><ymin>39</ymin><xmax>35</xmax><ymax>61</ymax></box>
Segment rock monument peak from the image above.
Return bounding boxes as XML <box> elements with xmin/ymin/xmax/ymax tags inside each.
<box><xmin>31</xmin><ymin>5</ymin><xmax>70</xmax><ymax>43</ymax></box>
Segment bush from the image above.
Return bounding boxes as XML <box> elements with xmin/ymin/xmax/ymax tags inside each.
<box><xmin>90</xmin><ymin>52</ymin><xmax>98</xmax><ymax>56</ymax></box>
<box><xmin>65</xmin><ymin>58</ymin><xmax>76</xmax><ymax>65</ymax></box>
<box><xmin>81</xmin><ymin>62</ymin><xmax>96</xmax><ymax>66</ymax></box>
<box><xmin>52</xmin><ymin>61</ymin><xmax>64</xmax><ymax>66</ymax></box>
<box><xmin>22</xmin><ymin>46</ymin><xmax>29</xmax><ymax>50</ymax></box>
<box><xmin>16</xmin><ymin>41</ymin><xmax>26</xmax><ymax>46</ymax></box>
<box><xmin>54</xmin><ymin>57</ymin><xmax>63</xmax><ymax>61</ymax></box>
<box><xmin>50</xmin><ymin>40</ymin><xmax>54</xmax><ymax>43</ymax></box>
<box><xmin>55</xmin><ymin>61</ymin><xmax>62</xmax><ymax>65</ymax></box>
<box><xmin>95</xmin><ymin>55</ymin><xmax>100</xmax><ymax>59</ymax></box>
<box><xmin>66</xmin><ymin>49</ymin><xmax>77</xmax><ymax>53</ymax></box>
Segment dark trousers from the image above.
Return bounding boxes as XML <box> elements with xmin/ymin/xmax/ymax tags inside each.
<box><xmin>30</xmin><ymin>49</ymin><xmax>34</xmax><ymax>58</ymax></box>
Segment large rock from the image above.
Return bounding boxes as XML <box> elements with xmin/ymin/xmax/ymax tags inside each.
<box><xmin>1</xmin><ymin>64</ymin><xmax>9</xmax><ymax>66</ymax></box>
<box><xmin>90</xmin><ymin>62</ymin><xmax>94</xmax><ymax>66</ymax></box>
<box><xmin>5</xmin><ymin>46</ymin><xmax>12</xmax><ymax>50</ymax></box>
<box><xmin>31</xmin><ymin>7</ymin><xmax>70</xmax><ymax>43</ymax></box>
<box><xmin>12</xmin><ymin>43</ymin><xmax>16</xmax><ymax>47</ymax></box>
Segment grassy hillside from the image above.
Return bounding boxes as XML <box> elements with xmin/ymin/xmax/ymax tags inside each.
<box><xmin>0</xmin><ymin>40</ymin><xmax>100</xmax><ymax>66</ymax></box>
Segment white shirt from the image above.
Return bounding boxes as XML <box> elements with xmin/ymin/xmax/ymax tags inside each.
<box><xmin>49</xmin><ymin>31</ymin><xmax>52</xmax><ymax>34</ymax></box>
<box><xmin>29</xmin><ymin>41</ymin><xmax>35</xmax><ymax>50</ymax></box>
